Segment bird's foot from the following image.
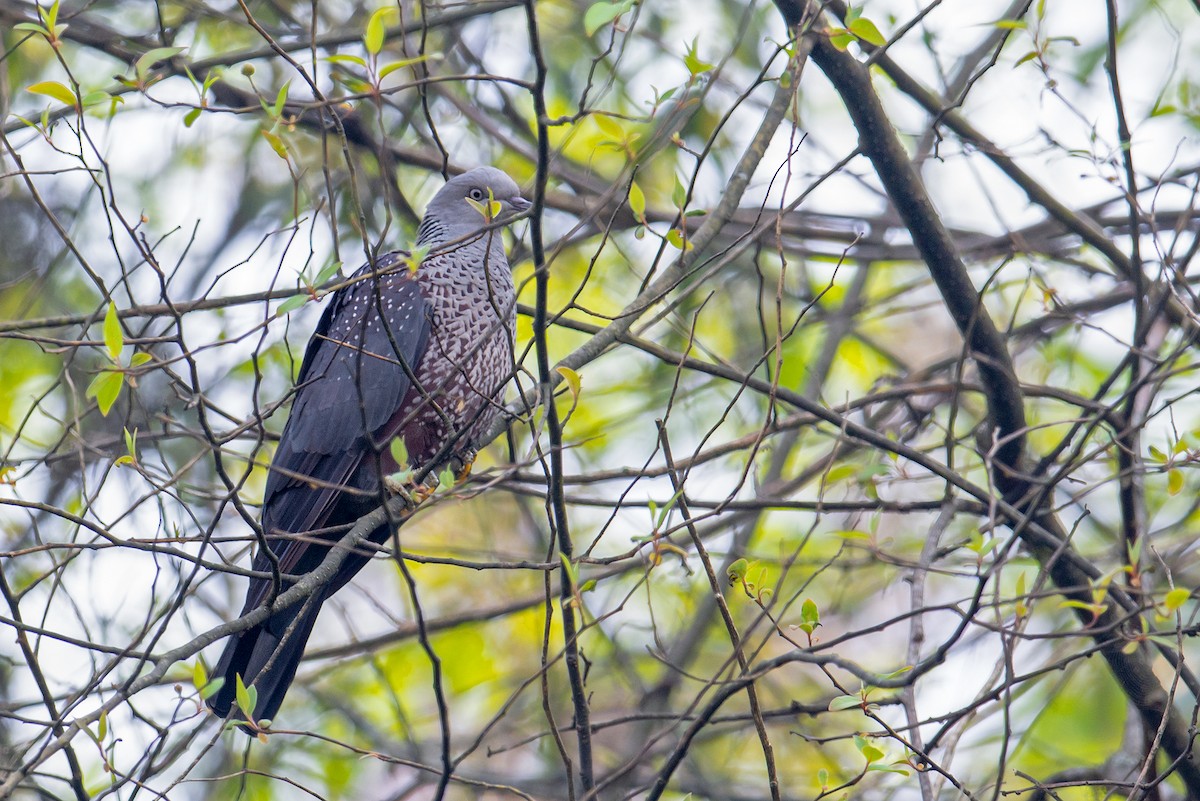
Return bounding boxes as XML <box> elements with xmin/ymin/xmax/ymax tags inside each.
<box><xmin>384</xmin><ymin>473</ymin><xmax>440</xmax><ymax>509</ymax></box>
<box><xmin>449</xmin><ymin>448</ymin><xmax>477</xmax><ymax>485</ymax></box>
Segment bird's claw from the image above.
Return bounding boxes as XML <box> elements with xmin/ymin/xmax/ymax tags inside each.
<box><xmin>449</xmin><ymin>448</ymin><xmax>477</xmax><ymax>485</ymax></box>
<box><xmin>384</xmin><ymin>473</ymin><xmax>440</xmax><ymax>509</ymax></box>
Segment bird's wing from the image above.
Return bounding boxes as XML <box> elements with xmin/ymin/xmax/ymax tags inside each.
<box><xmin>245</xmin><ymin>255</ymin><xmax>431</xmax><ymax>611</ymax></box>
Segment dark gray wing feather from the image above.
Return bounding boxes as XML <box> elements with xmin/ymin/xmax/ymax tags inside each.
<box><xmin>246</xmin><ymin>256</ymin><xmax>431</xmax><ymax>608</ymax></box>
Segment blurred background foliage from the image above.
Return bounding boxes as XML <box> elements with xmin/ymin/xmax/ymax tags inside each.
<box><xmin>2</xmin><ymin>0</ymin><xmax>1200</xmax><ymax>799</ymax></box>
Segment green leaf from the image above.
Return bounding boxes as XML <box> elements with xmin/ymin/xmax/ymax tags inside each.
<box><xmin>1168</xmin><ymin>468</ymin><xmax>1184</xmax><ymax>496</ymax></box>
<box><xmin>389</xmin><ymin>437</ymin><xmax>409</xmax><ymax>468</ymax></box>
<box><xmin>817</xmin><ymin>768</ymin><xmax>828</xmax><ymax>788</ymax></box>
<box><xmin>1165</xmin><ymin>587</ymin><xmax>1190</xmax><ymax>612</ymax></box>
<box><xmin>583</xmin><ymin>0</ymin><xmax>633</xmax><ymax>36</ymax></box>
<box><xmin>407</xmin><ymin>245</ymin><xmax>430</xmax><ymax>275</ymax></box>
<box><xmin>828</xmin><ymin>28</ymin><xmax>854</xmax><ymax>50</ymax></box>
<box><xmin>276</xmin><ymin>293</ymin><xmax>307</xmax><ymax>315</ymax></box>
<box><xmin>465</xmin><ymin>195</ymin><xmax>502</xmax><ymax>221</ymax></box>
<box><xmin>848</xmin><ymin>16</ymin><xmax>886</xmax><ymax>46</ymax></box>
<box><xmin>867</xmin><ymin>764</ymin><xmax>910</xmax><ymax>775</ymax></box>
<box><xmin>665</xmin><ymin>228</ymin><xmax>692</xmax><ymax>251</ymax></box>
<box><xmin>41</xmin><ymin>0</ymin><xmax>59</xmax><ymax>30</ymax></box>
<box><xmin>334</xmin><ymin>75</ymin><xmax>373</xmax><ymax>94</ymax></box>
<box><xmin>672</xmin><ymin>174</ymin><xmax>687</xmax><ymax>209</ymax></box>
<box><xmin>272</xmin><ymin>80</ymin><xmax>290</xmax><ymax>117</ymax></box>
<box><xmin>801</xmin><ymin>598</ymin><xmax>819</xmax><ymax>626</ymax></box>
<box><xmin>234</xmin><ymin>674</ymin><xmax>256</xmax><ymax>720</ymax></box>
<box><xmin>135</xmin><ymin>47</ymin><xmax>185</xmax><ymax>82</ymax></box>
<box><xmin>184</xmin><ymin>107</ymin><xmax>202</xmax><ymax>128</ymax></box>
<box><xmin>192</xmin><ymin>660</ymin><xmax>208</xmax><ymax>692</ymax></box>
<box><xmin>130</xmin><ymin>351</ymin><xmax>152</xmax><ymax>367</ymax></box>
<box><xmin>556</xmin><ymin>365</ymin><xmax>582</xmax><ymax>404</ymax></box>
<box><xmin>1059</xmin><ymin>599</ymin><xmax>1107</xmax><ymax>617</ymax></box>
<box><xmin>378</xmin><ymin>53</ymin><xmax>440</xmax><ymax>79</ymax></box>
<box><xmin>594</xmin><ymin>113</ymin><xmax>624</xmax><ymax>139</ymax></box>
<box><xmin>325</xmin><ymin>53</ymin><xmax>368</xmax><ymax>68</ymax></box>
<box><xmin>683</xmin><ymin>37</ymin><xmax>714</xmax><ymax>75</ymax></box>
<box><xmin>13</xmin><ymin>22</ymin><xmax>50</xmax><ymax>36</ymax></box>
<box><xmin>87</xmin><ymin>370</ymin><xmax>124</xmax><ymax>416</ymax></box>
<box><xmin>103</xmin><ymin>302</ymin><xmax>123</xmax><ymax>360</ymax></box>
<box><xmin>314</xmin><ymin>260</ymin><xmax>342</xmax><ymax>286</ymax></box>
<box><xmin>628</xmin><ymin>180</ymin><xmax>646</xmax><ymax>222</ymax></box>
<box><xmin>860</xmin><ymin>744</ymin><xmax>885</xmax><ymax>763</ymax></box>
<box><xmin>1148</xmin><ymin>445</ymin><xmax>1167</xmax><ymax>462</ymax></box>
<box><xmin>261</xmin><ymin>129</ymin><xmax>288</xmax><ymax>160</ymax></box>
<box><xmin>200</xmin><ymin>676</ymin><xmax>225</xmax><ymax>700</ymax></box>
<box><xmin>727</xmin><ymin>558</ymin><xmax>749</xmax><ymax>586</ymax></box>
<box><xmin>26</xmin><ymin>80</ymin><xmax>76</xmax><ymax>107</ymax></box>
<box><xmin>121</xmin><ymin>426</ymin><xmax>137</xmax><ymax>465</ymax></box>
<box><xmin>364</xmin><ymin>7</ymin><xmax>395</xmax><ymax>55</ymax></box>
<box><xmin>97</xmin><ymin>710</ymin><xmax>107</xmax><ymax>741</ymax></box>
<box><xmin>80</xmin><ymin>90</ymin><xmax>114</xmax><ymax>108</ymax></box>
<box><xmin>828</xmin><ymin>694</ymin><xmax>861</xmax><ymax>711</ymax></box>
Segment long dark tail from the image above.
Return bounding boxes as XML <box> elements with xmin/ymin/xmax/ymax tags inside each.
<box><xmin>206</xmin><ymin>596</ymin><xmax>323</xmax><ymax>732</ymax></box>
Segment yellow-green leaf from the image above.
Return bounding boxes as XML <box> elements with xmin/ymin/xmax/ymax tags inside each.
<box><xmin>378</xmin><ymin>53</ymin><xmax>440</xmax><ymax>79</ymax></box>
<box><xmin>122</xmin><ymin>426</ymin><xmax>137</xmax><ymax>464</ymax></box>
<box><xmin>193</xmin><ymin>660</ymin><xmax>208</xmax><ymax>692</ymax></box>
<box><xmin>683</xmin><ymin>38</ymin><xmax>714</xmax><ymax>75</ymax></box>
<box><xmin>234</xmin><ymin>673</ymin><xmax>256</xmax><ymax>720</ymax></box>
<box><xmin>628</xmin><ymin>180</ymin><xmax>646</xmax><ymax>222</ymax></box>
<box><xmin>1165</xmin><ymin>587</ymin><xmax>1190</xmax><ymax>612</ymax></box>
<box><xmin>583</xmin><ymin>0</ymin><xmax>633</xmax><ymax>36</ymax></box>
<box><xmin>103</xmin><ymin>302</ymin><xmax>123</xmax><ymax>360</ymax></box>
<box><xmin>1168</xmin><ymin>468</ymin><xmax>1184</xmax><ymax>496</ymax></box>
<box><xmin>556</xmin><ymin>365</ymin><xmax>581</xmax><ymax>403</ymax></box>
<box><xmin>860</xmin><ymin>744</ymin><xmax>885</xmax><ymax>763</ymax></box>
<box><xmin>665</xmin><ymin>228</ymin><xmax>692</xmax><ymax>251</ymax></box>
<box><xmin>325</xmin><ymin>53</ymin><xmax>367</xmax><ymax>68</ymax></box>
<box><xmin>594</xmin><ymin>113</ymin><xmax>624</xmax><ymax>139</ymax></box>
<box><xmin>13</xmin><ymin>22</ymin><xmax>49</xmax><ymax>37</ymax></box>
<box><xmin>465</xmin><ymin>196</ymin><xmax>501</xmax><ymax>221</ymax></box>
<box><xmin>672</xmin><ymin>174</ymin><xmax>687</xmax><ymax>209</ymax></box>
<box><xmin>828</xmin><ymin>28</ymin><xmax>854</xmax><ymax>50</ymax></box>
<box><xmin>27</xmin><ymin>80</ymin><xmax>76</xmax><ymax>107</ymax></box>
<box><xmin>276</xmin><ymin>293</ymin><xmax>307</xmax><ymax>315</ymax></box>
<box><xmin>848</xmin><ymin>17</ymin><xmax>886</xmax><ymax>46</ymax></box>
<box><xmin>389</xmin><ymin>437</ymin><xmax>409</xmax><ymax>468</ymax></box>
<box><xmin>261</xmin><ymin>129</ymin><xmax>288</xmax><ymax>160</ymax></box>
<box><xmin>86</xmin><ymin>370</ymin><xmax>124</xmax><ymax>416</ymax></box>
<box><xmin>364</xmin><ymin>7</ymin><xmax>395</xmax><ymax>55</ymax></box>
<box><xmin>1015</xmin><ymin>571</ymin><xmax>1028</xmax><ymax>616</ymax></box>
<box><xmin>828</xmin><ymin>694</ymin><xmax>860</xmax><ymax>711</ymax></box>
<box><xmin>135</xmin><ymin>46</ymin><xmax>184</xmax><ymax>80</ymax></box>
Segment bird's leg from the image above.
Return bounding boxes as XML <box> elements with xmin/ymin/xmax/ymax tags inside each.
<box><xmin>383</xmin><ymin>471</ymin><xmax>440</xmax><ymax>509</ymax></box>
<box><xmin>449</xmin><ymin>447</ymin><xmax>478</xmax><ymax>485</ymax></box>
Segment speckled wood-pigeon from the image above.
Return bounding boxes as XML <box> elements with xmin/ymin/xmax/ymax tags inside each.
<box><xmin>207</xmin><ymin>167</ymin><xmax>529</xmax><ymax>729</ymax></box>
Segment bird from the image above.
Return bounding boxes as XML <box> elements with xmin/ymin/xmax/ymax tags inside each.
<box><xmin>206</xmin><ymin>166</ymin><xmax>530</xmax><ymax>730</ymax></box>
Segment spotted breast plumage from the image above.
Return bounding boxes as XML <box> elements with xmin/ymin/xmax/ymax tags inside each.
<box><xmin>207</xmin><ymin>167</ymin><xmax>529</xmax><ymax>729</ymax></box>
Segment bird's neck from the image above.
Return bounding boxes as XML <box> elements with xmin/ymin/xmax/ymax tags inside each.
<box><xmin>416</xmin><ymin>222</ymin><xmax>507</xmax><ymax>262</ymax></box>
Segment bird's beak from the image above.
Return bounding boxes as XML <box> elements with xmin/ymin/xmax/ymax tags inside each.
<box><xmin>508</xmin><ymin>196</ymin><xmax>532</xmax><ymax>213</ymax></box>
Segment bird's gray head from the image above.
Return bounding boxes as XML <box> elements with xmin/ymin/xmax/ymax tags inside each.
<box><xmin>417</xmin><ymin>167</ymin><xmax>531</xmax><ymax>248</ymax></box>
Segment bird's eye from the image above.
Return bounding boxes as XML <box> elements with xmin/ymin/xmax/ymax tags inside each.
<box><xmin>468</xmin><ymin>188</ymin><xmax>486</xmax><ymax>200</ymax></box>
